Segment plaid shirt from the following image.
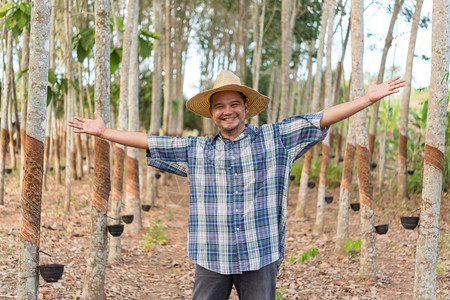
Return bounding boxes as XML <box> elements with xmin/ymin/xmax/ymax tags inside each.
<box><xmin>146</xmin><ymin>112</ymin><xmax>327</xmax><ymax>275</ymax></box>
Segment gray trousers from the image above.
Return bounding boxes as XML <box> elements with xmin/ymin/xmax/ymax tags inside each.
<box><xmin>192</xmin><ymin>261</ymin><xmax>278</xmax><ymax>300</ymax></box>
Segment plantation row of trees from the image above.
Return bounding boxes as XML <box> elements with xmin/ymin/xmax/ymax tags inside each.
<box><xmin>0</xmin><ymin>0</ymin><xmax>448</xmax><ymax>299</ymax></box>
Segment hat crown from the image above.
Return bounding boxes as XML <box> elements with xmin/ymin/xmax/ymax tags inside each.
<box><xmin>213</xmin><ymin>70</ymin><xmax>242</xmax><ymax>89</ymax></box>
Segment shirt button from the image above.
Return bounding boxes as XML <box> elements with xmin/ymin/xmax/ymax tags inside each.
<box><xmin>236</xmin><ymin>227</ymin><xmax>240</xmax><ymax>231</ymax></box>
<box><xmin>234</xmin><ymin>173</ymin><xmax>238</xmax><ymax>176</ymax></box>
<box><xmin>235</xmin><ymin>209</ymin><xmax>239</xmax><ymax>213</ymax></box>
<box><xmin>235</xmin><ymin>191</ymin><xmax>238</xmax><ymax>194</ymax></box>
<box><xmin>232</xmin><ymin>157</ymin><xmax>236</xmax><ymax>160</ymax></box>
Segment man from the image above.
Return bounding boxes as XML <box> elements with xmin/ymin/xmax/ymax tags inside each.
<box><xmin>69</xmin><ymin>70</ymin><xmax>404</xmax><ymax>299</ymax></box>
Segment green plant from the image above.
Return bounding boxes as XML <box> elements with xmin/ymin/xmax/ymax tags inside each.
<box><xmin>275</xmin><ymin>286</ymin><xmax>287</xmax><ymax>300</ymax></box>
<box><xmin>166</xmin><ymin>209</ymin><xmax>174</xmax><ymax>221</ymax></box>
<box><xmin>143</xmin><ymin>220</ymin><xmax>167</xmax><ymax>251</ymax></box>
<box><xmin>345</xmin><ymin>238</ymin><xmax>361</xmax><ymax>257</ymax></box>
<box><xmin>297</xmin><ymin>247</ymin><xmax>318</xmax><ymax>262</ymax></box>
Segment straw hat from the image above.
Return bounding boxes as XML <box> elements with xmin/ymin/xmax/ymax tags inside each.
<box><xmin>186</xmin><ymin>70</ymin><xmax>270</xmax><ymax>118</ymax></box>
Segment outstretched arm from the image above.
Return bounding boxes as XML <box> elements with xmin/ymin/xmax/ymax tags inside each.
<box><xmin>320</xmin><ymin>76</ymin><xmax>405</xmax><ymax>128</ymax></box>
<box><xmin>68</xmin><ymin>111</ymin><xmax>149</xmax><ymax>149</ymax></box>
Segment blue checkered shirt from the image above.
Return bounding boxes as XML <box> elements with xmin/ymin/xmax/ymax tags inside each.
<box><xmin>146</xmin><ymin>112</ymin><xmax>327</xmax><ymax>274</ymax></box>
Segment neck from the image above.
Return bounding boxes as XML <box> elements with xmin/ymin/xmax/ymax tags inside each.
<box><xmin>220</xmin><ymin>125</ymin><xmax>246</xmax><ymax>141</ymax></box>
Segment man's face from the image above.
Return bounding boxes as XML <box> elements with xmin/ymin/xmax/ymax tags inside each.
<box><xmin>209</xmin><ymin>91</ymin><xmax>249</xmax><ymax>140</ymax></box>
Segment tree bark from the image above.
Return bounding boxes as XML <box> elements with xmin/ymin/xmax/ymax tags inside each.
<box><xmin>351</xmin><ymin>0</ymin><xmax>377</xmax><ymax>281</ymax></box>
<box><xmin>250</xmin><ymin>0</ymin><xmax>266</xmax><ymax>126</ymax></box>
<box><xmin>124</xmin><ymin>0</ymin><xmax>143</xmax><ymax>234</ymax></box>
<box><xmin>397</xmin><ymin>0</ymin><xmax>423</xmax><ymax>200</ymax></box>
<box><xmin>147</xmin><ymin>0</ymin><xmax>163</xmax><ymax>208</ymax></box>
<box><xmin>0</xmin><ymin>31</ymin><xmax>12</xmax><ymax>206</ymax></box>
<box><xmin>19</xmin><ymin>0</ymin><xmax>31</xmax><ymax>196</ymax></box>
<box><xmin>315</xmin><ymin>0</ymin><xmax>336</xmax><ymax>234</ymax></box>
<box><xmin>17</xmin><ymin>1</ymin><xmax>50</xmax><ymax>298</ymax></box>
<box><xmin>81</xmin><ymin>0</ymin><xmax>111</xmax><ymax>298</ymax></box>
<box><xmin>368</xmin><ymin>0</ymin><xmax>404</xmax><ymax>159</ymax></box>
<box><xmin>295</xmin><ymin>0</ymin><xmax>330</xmax><ymax>218</ymax></box>
<box><xmin>414</xmin><ymin>0</ymin><xmax>449</xmax><ymax>298</ymax></box>
<box><xmin>162</xmin><ymin>0</ymin><xmax>173</xmax><ymax>136</ymax></box>
<box><xmin>63</xmin><ymin>0</ymin><xmax>75</xmax><ymax>211</ymax></box>
<box><xmin>108</xmin><ymin>0</ymin><xmax>137</xmax><ymax>263</ymax></box>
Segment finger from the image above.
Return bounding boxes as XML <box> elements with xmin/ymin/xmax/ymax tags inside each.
<box><xmin>388</xmin><ymin>76</ymin><xmax>401</xmax><ymax>83</ymax></box>
<box><xmin>74</xmin><ymin>116</ymin><xmax>85</xmax><ymax>122</ymax></box>
<box><xmin>371</xmin><ymin>78</ymin><xmax>377</xmax><ymax>85</ymax></box>
<box><xmin>94</xmin><ymin>111</ymin><xmax>99</xmax><ymax>119</ymax></box>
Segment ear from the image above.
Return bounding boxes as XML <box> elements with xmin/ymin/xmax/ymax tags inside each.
<box><xmin>245</xmin><ymin>101</ymin><xmax>249</xmax><ymax>114</ymax></box>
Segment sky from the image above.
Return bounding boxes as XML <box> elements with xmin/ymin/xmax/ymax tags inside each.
<box><xmin>182</xmin><ymin>1</ymin><xmax>433</xmax><ymax>100</ymax></box>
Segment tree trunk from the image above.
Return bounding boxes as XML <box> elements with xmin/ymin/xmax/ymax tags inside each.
<box><xmin>81</xmin><ymin>1</ymin><xmax>111</xmax><ymax>298</ymax></box>
<box><xmin>270</xmin><ymin>66</ymin><xmax>281</xmax><ymax>123</ymax></box>
<box><xmin>315</xmin><ymin>0</ymin><xmax>335</xmax><ymax>234</ymax></box>
<box><xmin>334</xmin><ymin>118</ymin><xmax>356</xmax><ymax>255</ymax></box>
<box><xmin>368</xmin><ymin>0</ymin><xmax>404</xmax><ymax>159</ymax></box>
<box><xmin>108</xmin><ymin>0</ymin><xmax>137</xmax><ymax>263</ymax></box>
<box><xmin>351</xmin><ymin>0</ymin><xmax>376</xmax><ymax>281</ymax></box>
<box><xmin>19</xmin><ymin>0</ymin><xmax>31</xmax><ymax>195</ymax></box>
<box><xmin>17</xmin><ymin>1</ymin><xmax>50</xmax><ymax>297</ymax></box>
<box><xmin>124</xmin><ymin>0</ymin><xmax>143</xmax><ymax>234</ymax></box>
<box><xmin>146</xmin><ymin>0</ymin><xmax>163</xmax><ymax>208</ymax></box>
<box><xmin>398</xmin><ymin>0</ymin><xmax>423</xmax><ymax>200</ymax></box>
<box><xmin>162</xmin><ymin>0</ymin><xmax>173</xmax><ymax>136</ymax></box>
<box><xmin>63</xmin><ymin>0</ymin><xmax>74</xmax><ymax>211</ymax></box>
<box><xmin>279</xmin><ymin>0</ymin><xmax>293</xmax><ymax>122</ymax></box>
<box><xmin>0</xmin><ymin>31</ymin><xmax>12</xmax><ymax>206</ymax></box>
<box><xmin>414</xmin><ymin>0</ymin><xmax>449</xmax><ymax>298</ymax></box>
<box><xmin>42</xmin><ymin>103</ymin><xmax>52</xmax><ymax>190</ymax></box>
<box><xmin>250</xmin><ymin>0</ymin><xmax>266</xmax><ymax>126</ymax></box>
<box><xmin>295</xmin><ymin>0</ymin><xmax>330</xmax><ymax>218</ymax></box>
<box><xmin>8</xmin><ymin>83</ymin><xmax>16</xmax><ymax>170</ymax></box>
<box><xmin>300</xmin><ymin>41</ymin><xmax>315</xmax><ymax>115</ymax></box>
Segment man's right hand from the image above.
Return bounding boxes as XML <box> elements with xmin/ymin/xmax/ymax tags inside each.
<box><xmin>68</xmin><ymin>111</ymin><xmax>105</xmax><ymax>137</ymax></box>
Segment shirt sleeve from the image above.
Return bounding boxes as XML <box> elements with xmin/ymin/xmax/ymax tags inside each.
<box><xmin>146</xmin><ymin>135</ymin><xmax>189</xmax><ymax>177</ymax></box>
<box><xmin>278</xmin><ymin>111</ymin><xmax>329</xmax><ymax>161</ymax></box>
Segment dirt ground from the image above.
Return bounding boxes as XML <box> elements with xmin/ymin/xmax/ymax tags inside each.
<box><xmin>0</xmin><ymin>156</ymin><xmax>449</xmax><ymax>299</ymax></box>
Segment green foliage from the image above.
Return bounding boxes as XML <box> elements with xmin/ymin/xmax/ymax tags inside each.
<box><xmin>295</xmin><ymin>247</ymin><xmax>318</xmax><ymax>263</ymax></box>
<box><xmin>138</xmin><ymin>30</ymin><xmax>160</xmax><ymax>59</ymax></box>
<box><xmin>110</xmin><ymin>47</ymin><xmax>122</xmax><ymax>74</ymax></box>
<box><xmin>275</xmin><ymin>286</ymin><xmax>288</xmax><ymax>300</ymax></box>
<box><xmin>72</xmin><ymin>28</ymin><xmax>95</xmax><ymax>63</ymax></box>
<box><xmin>166</xmin><ymin>209</ymin><xmax>174</xmax><ymax>221</ymax></box>
<box><xmin>345</xmin><ymin>238</ymin><xmax>361</xmax><ymax>257</ymax></box>
<box><xmin>143</xmin><ymin>220</ymin><xmax>167</xmax><ymax>251</ymax></box>
<box><xmin>0</xmin><ymin>1</ymin><xmax>31</xmax><ymax>39</ymax></box>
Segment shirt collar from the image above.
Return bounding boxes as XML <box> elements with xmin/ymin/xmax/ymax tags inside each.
<box><xmin>211</xmin><ymin>124</ymin><xmax>258</xmax><ymax>144</ymax></box>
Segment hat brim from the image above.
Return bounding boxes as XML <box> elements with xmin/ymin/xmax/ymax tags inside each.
<box><xmin>186</xmin><ymin>84</ymin><xmax>270</xmax><ymax>119</ymax></box>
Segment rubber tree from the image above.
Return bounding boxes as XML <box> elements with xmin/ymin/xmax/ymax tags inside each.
<box><xmin>294</xmin><ymin>0</ymin><xmax>330</xmax><ymax>218</ymax></box>
<box><xmin>278</xmin><ymin>0</ymin><xmax>299</xmax><ymax>122</ymax></box>
<box><xmin>124</xmin><ymin>0</ymin><xmax>143</xmax><ymax>234</ymax></box>
<box><xmin>0</xmin><ymin>30</ymin><xmax>12</xmax><ymax>206</ymax></box>
<box><xmin>250</xmin><ymin>0</ymin><xmax>266</xmax><ymax>126</ymax></box>
<box><xmin>81</xmin><ymin>0</ymin><xmax>111</xmax><ymax>298</ymax></box>
<box><xmin>368</xmin><ymin>0</ymin><xmax>404</xmax><ymax>160</ymax></box>
<box><xmin>397</xmin><ymin>0</ymin><xmax>424</xmax><ymax>200</ymax></box>
<box><xmin>17</xmin><ymin>0</ymin><xmax>50</xmax><ymax>297</ymax></box>
<box><xmin>146</xmin><ymin>0</ymin><xmax>163</xmax><ymax>208</ymax></box>
<box><xmin>108</xmin><ymin>0</ymin><xmax>137</xmax><ymax>263</ymax></box>
<box><xmin>162</xmin><ymin>0</ymin><xmax>173</xmax><ymax>136</ymax></box>
<box><xmin>414</xmin><ymin>0</ymin><xmax>449</xmax><ymax>297</ymax></box>
<box><xmin>314</xmin><ymin>0</ymin><xmax>336</xmax><ymax>234</ymax></box>
<box><xmin>63</xmin><ymin>0</ymin><xmax>75</xmax><ymax>211</ymax></box>
<box><xmin>352</xmin><ymin>0</ymin><xmax>377</xmax><ymax>281</ymax></box>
